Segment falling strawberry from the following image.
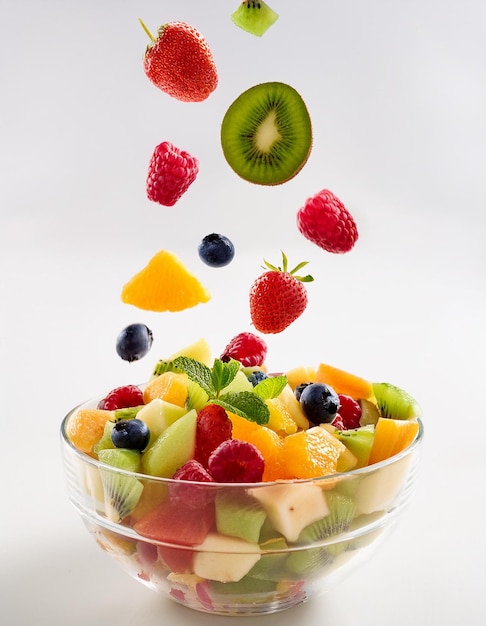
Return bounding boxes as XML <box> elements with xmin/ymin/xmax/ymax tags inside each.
<box><xmin>249</xmin><ymin>252</ymin><xmax>313</xmax><ymax>334</ymax></box>
<box><xmin>297</xmin><ymin>189</ymin><xmax>358</xmax><ymax>253</ymax></box>
<box><xmin>139</xmin><ymin>19</ymin><xmax>218</xmax><ymax>102</ymax></box>
<box><xmin>146</xmin><ymin>141</ymin><xmax>199</xmax><ymax>206</ymax></box>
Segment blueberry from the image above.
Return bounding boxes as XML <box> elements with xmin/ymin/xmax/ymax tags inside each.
<box><xmin>198</xmin><ymin>233</ymin><xmax>235</xmax><ymax>267</ymax></box>
<box><xmin>294</xmin><ymin>382</ymin><xmax>313</xmax><ymax>401</ymax></box>
<box><xmin>247</xmin><ymin>370</ymin><xmax>268</xmax><ymax>386</ymax></box>
<box><xmin>299</xmin><ymin>383</ymin><xmax>340</xmax><ymax>425</ymax></box>
<box><xmin>116</xmin><ymin>323</ymin><xmax>153</xmax><ymax>362</ymax></box>
<box><xmin>111</xmin><ymin>419</ymin><xmax>150</xmax><ymax>451</ymax></box>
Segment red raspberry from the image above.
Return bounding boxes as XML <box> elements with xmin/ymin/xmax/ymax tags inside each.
<box><xmin>208</xmin><ymin>439</ymin><xmax>264</xmax><ymax>483</ymax></box>
<box><xmin>146</xmin><ymin>141</ymin><xmax>199</xmax><ymax>206</ymax></box>
<box><xmin>97</xmin><ymin>385</ymin><xmax>144</xmax><ymax>410</ymax></box>
<box><xmin>170</xmin><ymin>460</ymin><xmax>215</xmax><ymax>509</ymax></box>
<box><xmin>195</xmin><ymin>404</ymin><xmax>233</xmax><ymax>468</ymax></box>
<box><xmin>331</xmin><ymin>414</ymin><xmax>345</xmax><ymax>430</ymax></box>
<box><xmin>337</xmin><ymin>394</ymin><xmax>362</xmax><ymax>430</ymax></box>
<box><xmin>297</xmin><ymin>189</ymin><xmax>358</xmax><ymax>253</ymax></box>
<box><xmin>220</xmin><ymin>332</ymin><xmax>268</xmax><ymax>367</ymax></box>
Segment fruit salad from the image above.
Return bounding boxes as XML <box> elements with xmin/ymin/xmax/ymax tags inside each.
<box><xmin>62</xmin><ymin>335</ymin><xmax>422</xmax><ymax>614</ymax></box>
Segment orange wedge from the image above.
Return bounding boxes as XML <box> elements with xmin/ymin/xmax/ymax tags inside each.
<box><xmin>368</xmin><ymin>417</ymin><xmax>419</xmax><ymax>465</ymax></box>
<box><xmin>121</xmin><ymin>250</ymin><xmax>211</xmax><ymax>312</ymax></box>
<box><xmin>143</xmin><ymin>371</ymin><xmax>188</xmax><ymax>407</ymax></box>
<box><xmin>315</xmin><ymin>362</ymin><xmax>373</xmax><ymax>400</ymax></box>
<box><xmin>66</xmin><ymin>408</ymin><xmax>114</xmax><ymax>455</ymax></box>
<box><xmin>282</xmin><ymin>426</ymin><xmax>346</xmax><ymax>479</ymax></box>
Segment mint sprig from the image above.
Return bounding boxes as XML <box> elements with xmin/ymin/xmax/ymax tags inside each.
<box><xmin>172</xmin><ymin>356</ymin><xmax>273</xmax><ymax>425</ymax></box>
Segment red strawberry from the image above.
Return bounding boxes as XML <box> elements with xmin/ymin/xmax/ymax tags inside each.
<box><xmin>140</xmin><ymin>19</ymin><xmax>218</xmax><ymax>102</ymax></box>
<box><xmin>220</xmin><ymin>332</ymin><xmax>268</xmax><ymax>367</ymax></box>
<box><xmin>297</xmin><ymin>189</ymin><xmax>358</xmax><ymax>253</ymax></box>
<box><xmin>249</xmin><ymin>253</ymin><xmax>313</xmax><ymax>334</ymax></box>
<box><xmin>146</xmin><ymin>141</ymin><xmax>199</xmax><ymax>206</ymax></box>
<box><xmin>195</xmin><ymin>404</ymin><xmax>233</xmax><ymax>468</ymax></box>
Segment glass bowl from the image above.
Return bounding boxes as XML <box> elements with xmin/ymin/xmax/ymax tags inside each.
<box><xmin>60</xmin><ymin>400</ymin><xmax>423</xmax><ymax>616</ymax></box>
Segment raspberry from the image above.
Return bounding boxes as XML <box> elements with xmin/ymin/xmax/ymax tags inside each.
<box><xmin>208</xmin><ymin>439</ymin><xmax>264</xmax><ymax>483</ymax></box>
<box><xmin>337</xmin><ymin>394</ymin><xmax>362</xmax><ymax>430</ymax></box>
<box><xmin>297</xmin><ymin>189</ymin><xmax>358</xmax><ymax>253</ymax></box>
<box><xmin>170</xmin><ymin>460</ymin><xmax>215</xmax><ymax>509</ymax></box>
<box><xmin>97</xmin><ymin>385</ymin><xmax>144</xmax><ymax>411</ymax></box>
<box><xmin>331</xmin><ymin>414</ymin><xmax>345</xmax><ymax>430</ymax></box>
<box><xmin>146</xmin><ymin>141</ymin><xmax>199</xmax><ymax>207</ymax></box>
<box><xmin>220</xmin><ymin>332</ymin><xmax>268</xmax><ymax>367</ymax></box>
<box><xmin>195</xmin><ymin>404</ymin><xmax>233</xmax><ymax>468</ymax></box>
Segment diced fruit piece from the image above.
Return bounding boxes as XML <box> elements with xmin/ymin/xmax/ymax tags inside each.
<box><xmin>231</xmin><ymin>1</ymin><xmax>279</xmax><ymax>37</ymax></box>
<box><xmin>208</xmin><ymin>439</ymin><xmax>264</xmax><ymax>483</ymax></box>
<box><xmin>136</xmin><ymin>398</ymin><xmax>187</xmax><ymax>442</ymax></box>
<box><xmin>282</xmin><ymin>426</ymin><xmax>346</xmax><ymax>479</ymax></box>
<box><xmin>249</xmin><ymin>483</ymin><xmax>329</xmax><ymax>542</ymax></box>
<box><xmin>245</xmin><ymin>425</ymin><xmax>289</xmax><ymax>481</ymax></box>
<box><xmin>121</xmin><ymin>250</ymin><xmax>211</xmax><ymax>312</ymax></box>
<box><xmin>134</xmin><ymin>498</ymin><xmax>215</xmax><ymax>545</ymax></box>
<box><xmin>129</xmin><ymin>480</ymin><xmax>168</xmax><ymax>522</ymax></box>
<box><xmin>170</xmin><ymin>460</ymin><xmax>215</xmax><ymax>509</ymax></box>
<box><xmin>276</xmin><ymin>383</ymin><xmax>310</xmax><ymax>430</ymax></box>
<box><xmin>315</xmin><ymin>362</ymin><xmax>374</xmax><ymax>400</ymax></box>
<box><xmin>368</xmin><ymin>417</ymin><xmax>420</xmax><ymax>465</ymax></box>
<box><xmin>359</xmin><ymin>398</ymin><xmax>380</xmax><ymax>426</ymax></box>
<box><xmin>198</xmin><ymin>233</ymin><xmax>235</xmax><ymax>268</ymax></box>
<box><xmin>167</xmin><ymin>337</ymin><xmax>214</xmax><ymax>367</ymax></box>
<box><xmin>221</xmin><ymin>83</ymin><xmax>312</xmax><ymax>186</ymax></box>
<box><xmin>93</xmin><ymin>420</ymin><xmax>116</xmax><ymax>454</ymax></box>
<box><xmin>195</xmin><ymin>404</ymin><xmax>233</xmax><ymax>468</ymax></box>
<box><xmin>220</xmin><ymin>332</ymin><xmax>267</xmax><ymax>367</ymax></box>
<box><xmin>115</xmin><ymin>323</ymin><xmax>153</xmax><ymax>362</ymax></box>
<box><xmin>142</xmin><ymin>409</ymin><xmax>197</xmax><ymax>477</ymax></box>
<box><xmin>143</xmin><ymin>371</ymin><xmax>188</xmax><ymax>406</ymax></box>
<box><xmin>221</xmin><ymin>369</ymin><xmax>253</xmax><ymax>394</ymax></box>
<box><xmin>337</xmin><ymin>394</ymin><xmax>362</xmax><ymax>429</ymax></box>
<box><xmin>322</xmin><ymin>424</ymin><xmax>375</xmax><ymax>469</ymax></box>
<box><xmin>67</xmin><ymin>408</ymin><xmax>114</xmax><ymax>454</ymax></box>
<box><xmin>372</xmin><ymin>382</ymin><xmax>422</xmax><ymax>420</ymax></box>
<box><xmin>228</xmin><ymin>411</ymin><xmax>260</xmax><ymax>441</ymax></box>
<box><xmin>97</xmin><ymin>385</ymin><xmax>144</xmax><ymax>411</ymax></box>
<box><xmin>298</xmin><ymin>382</ymin><xmax>340</xmax><ymax>425</ymax></box>
<box><xmin>193</xmin><ymin>533</ymin><xmax>261</xmax><ymax>583</ymax></box>
<box><xmin>215</xmin><ymin>491</ymin><xmax>267</xmax><ymax>543</ymax></box>
<box><xmin>111</xmin><ymin>419</ymin><xmax>150</xmax><ymax>451</ymax></box>
<box><xmin>285</xmin><ymin>365</ymin><xmax>316</xmax><ymax>390</ymax></box>
<box><xmin>98</xmin><ymin>448</ymin><xmax>144</xmax><ymax>522</ymax></box>
<box><xmin>265</xmin><ymin>398</ymin><xmax>298</xmax><ymax>435</ymax></box>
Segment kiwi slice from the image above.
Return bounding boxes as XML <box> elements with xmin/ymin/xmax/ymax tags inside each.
<box><xmin>296</xmin><ymin>492</ymin><xmax>357</xmax><ymax>545</ymax></box>
<box><xmin>231</xmin><ymin>1</ymin><xmax>279</xmax><ymax>37</ymax></box>
<box><xmin>372</xmin><ymin>382</ymin><xmax>422</xmax><ymax>420</ymax></box>
<box><xmin>98</xmin><ymin>448</ymin><xmax>144</xmax><ymax>522</ymax></box>
<box><xmin>215</xmin><ymin>491</ymin><xmax>267</xmax><ymax>544</ymax></box>
<box><xmin>221</xmin><ymin>81</ymin><xmax>312</xmax><ymax>186</ymax></box>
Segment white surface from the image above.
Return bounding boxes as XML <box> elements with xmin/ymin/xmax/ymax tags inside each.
<box><xmin>1</xmin><ymin>1</ymin><xmax>485</xmax><ymax>624</ymax></box>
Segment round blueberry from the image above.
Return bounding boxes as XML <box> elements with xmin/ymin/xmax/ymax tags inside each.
<box><xmin>116</xmin><ymin>323</ymin><xmax>153</xmax><ymax>362</ymax></box>
<box><xmin>294</xmin><ymin>382</ymin><xmax>313</xmax><ymax>401</ymax></box>
<box><xmin>247</xmin><ymin>370</ymin><xmax>268</xmax><ymax>386</ymax></box>
<box><xmin>198</xmin><ymin>233</ymin><xmax>235</xmax><ymax>267</ymax></box>
<box><xmin>299</xmin><ymin>383</ymin><xmax>340</xmax><ymax>425</ymax></box>
<box><xmin>111</xmin><ymin>419</ymin><xmax>150</xmax><ymax>451</ymax></box>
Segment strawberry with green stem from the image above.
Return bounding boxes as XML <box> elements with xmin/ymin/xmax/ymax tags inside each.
<box><xmin>249</xmin><ymin>252</ymin><xmax>314</xmax><ymax>334</ymax></box>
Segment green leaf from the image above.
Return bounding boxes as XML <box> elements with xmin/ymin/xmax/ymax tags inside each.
<box><xmin>172</xmin><ymin>356</ymin><xmax>215</xmax><ymax>397</ymax></box>
<box><xmin>216</xmin><ymin>391</ymin><xmax>270</xmax><ymax>425</ymax></box>
<box><xmin>211</xmin><ymin>358</ymin><xmax>239</xmax><ymax>394</ymax></box>
<box><xmin>253</xmin><ymin>375</ymin><xmax>288</xmax><ymax>400</ymax></box>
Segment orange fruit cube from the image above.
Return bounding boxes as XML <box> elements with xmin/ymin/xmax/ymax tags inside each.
<box><xmin>285</xmin><ymin>365</ymin><xmax>317</xmax><ymax>390</ymax></box>
<box><xmin>121</xmin><ymin>250</ymin><xmax>211</xmax><ymax>312</ymax></box>
<box><xmin>368</xmin><ymin>417</ymin><xmax>419</xmax><ymax>465</ymax></box>
<box><xmin>315</xmin><ymin>362</ymin><xmax>373</xmax><ymax>400</ymax></box>
<box><xmin>66</xmin><ymin>408</ymin><xmax>114</xmax><ymax>455</ymax></box>
<box><xmin>282</xmin><ymin>426</ymin><xmax>346</xmax><ymax>479</ymax></box>
<box><xmin>143</xmin><ymin>371</ymin><xmax>188</xmax><ymax>407</ymax></box>
<box><xmin>246</xmin><ymin>426</ymin><xmax>290</xmax><ymax>482</ymax></box>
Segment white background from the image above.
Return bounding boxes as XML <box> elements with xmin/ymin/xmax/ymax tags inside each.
<box><xmin>1</xmin><ymin>1</ymin><xmax>485</xmax><ymax>624</ymax></box>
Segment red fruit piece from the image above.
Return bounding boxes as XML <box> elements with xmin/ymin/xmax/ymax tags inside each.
<box><xmin>97</xmin><ymin>385</ymin><xmax>144</xmax><ymax>410</ymax></box>
<box><xmin>195</xmin><ymin>404</ymin><xmax>233</xmax><ymax>468</ymax></box>
<box><xmin>170</xmin><ymin>460</ymin><xmax>215</xmax><ymax>509</ymax></box>
<box><xmin>208</xmin><ymin>439</ymin><xmax>264</xmax><ymax>483</ymax></box>
<box><xmin>337</xmin><ymin>394</ymin><xmax>362</xmax><ymax>430</ymax></box>
<box><xmin>331</xmin><ymin>414</ymin><xmax>345</xmax><ymax>430</ymax></box>
<box><xmin>140</xmin><ymin>19</ymin><xmax>218</xmax><ymax>103</ymax></box>
<box><xmin>297</xmin><ymin>189</ymin><xmax>358</xmax><ymax>253</ymax></box>
<box><xmin>146</xmin><ymin>141</ymin><xmax>199</xmax><ymax>207</ymax></box>
<box><xmin>220</xmin><ymin>331</ymin><xmax>268</xmax><ymax>367</ymax></box>
<box><xmin>249</xmin><ymin>252</ymin><xmax>313</xmax><ymax>334</ymax></box>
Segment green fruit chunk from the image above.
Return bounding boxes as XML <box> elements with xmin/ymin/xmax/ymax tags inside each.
<box><xmin>215</xmin><ymin>492</ymin><xmax>267</xmax><ymax>543</ymax></box>
<box><xmin>231</xmin><ymin>1</ymin><xmax>279</xmax><ymax>37</ymax></box>
<box><xmin>372</xmin><ymin>382</ymin><xmax>422</xmax><ymax>420</ymax></box>
<box><xmin>141</xmin><ymin>409</ymin><xmax>197</xmax><ymax>477</ymax></box>
<box><xmin>98</xmin><ymin>448</ymin><xmax>144</xmax><ymax>521</ymax></box>
<box><xmin>221</xmin><ymin>81</ymin><xmax>312</xmax><ymax>186</ymax></box>
<box><xmin>327</xmin><ymin>424</ymin><xmax>375</xmax><ymax>468</ymax></box>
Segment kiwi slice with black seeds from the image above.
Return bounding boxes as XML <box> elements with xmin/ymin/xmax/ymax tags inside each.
<box><xmin>372</xmin><ymin>382</ymin><xmax>422</xmax><ymax>420</ymax></box>
<box><xmin>221</xmin><ymin>81</ymin><xmax>312</xmax><ymax>186</ymax></box>
<box><xmin>231</xmin><ymin>1</ymin><xmax>279</xmax><ymax>37</ymax></box>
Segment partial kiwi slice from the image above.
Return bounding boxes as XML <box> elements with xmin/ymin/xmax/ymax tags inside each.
<box><xmin>372</xmin><ymin>382</ymin><xmax>422</xmax><ymax>420</ymax></box>
<box><xmin>231</xmin><ymin>1</ymin><xmax>279</xmax><ymax>37</ymax></box>
<box><xmin>296</xmin><ymin>492</ymin><xmax>357</xmax><ymax>544</ymax></box>
<box><xmin>221</xmin><ymin>81</ymin><xmax>312</xmax><ymax>186</ymax></box>
<box><xmin>98</xmin><ymin>448</ymin><xmax>144</xmax><ymax>522</ymax></box>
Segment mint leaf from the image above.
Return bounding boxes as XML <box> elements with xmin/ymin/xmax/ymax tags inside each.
<box><xmin>216</xmin><ymin>391</ymin><xmax>270</xmax><ymax>425</ymax></box>
<box><xmin>253</xmin><ymin>375</ymin><xmax>288</xmax><ymax>400</ymax></box>
<box><xmin>172</xmin><ymin>356</ymin><xmax>215</xmax><ymax>397</ymax></box>
<box><xmin>211</xmin><ymin>358</ymin><xmax>239</xmax><ymax>394</ymax></box>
